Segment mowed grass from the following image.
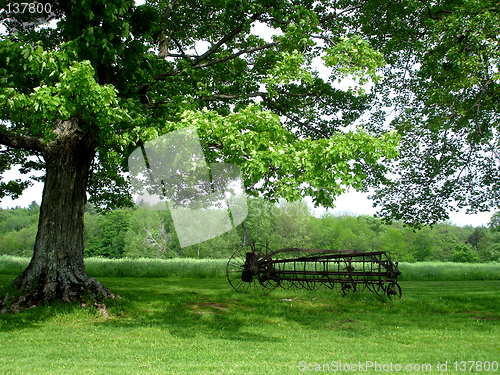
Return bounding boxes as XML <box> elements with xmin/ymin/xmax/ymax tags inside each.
<box><xmin>0</xmin><ymin>273</ymin><xmax>499</xmax><ymax>373</ymax></box>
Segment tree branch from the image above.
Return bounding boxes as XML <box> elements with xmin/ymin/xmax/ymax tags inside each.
<box><xmin>201</xmin><ymin>92</ymin><xmax>267</xmax><ymax>101</ymax></box>
<box><xmin>136</xmin><ymin>10</ymin><xmax>274</xmax><ymax>98</ymax></box>
<box><xmin>141</xmin><ymin>91</ymin><xmax>266</xmax><ymax>108</ymax></box>
<box><xmin>200</xmin><ymin>90</ymin><xmax>323</xmax><ymax>102</ymax></box>
<box><xmin>195</xmin><ymin>41</ymin><xmax>279</xmax><ymax>69</ymax></box>
<box><xmin>0</xmin><ymin>129</ymin><xmax>45</xmax><ymax>152</ymax></box>
<box><xmin>158</xmin><ymin>0</ymin><xmax>178</xmax><ymax>58</ymax></box>
<box><xmin>170</xmin><ymin>37</ymin><xmax>192</xmax><ymax>61</ymax></box>
<box><xmin>318</xmin><ymin>2</ymin><xmax>368</xmax><ymax>23</ymax></box>
<box><xmin>417</xmin><ymin>0</ymin><xmax>454</xmax><ymax>20</ymax></box>
<box><xmin>277</xmin><ymin>90</ymin><xmax>323</xmax><ymax>98</ymax></box>
<box><xmin>195</xmin><ymin>12</ymin><xmax>264</xmax><ymax>65</ymax></box>
<box><xmin>262</xmin><ymin>96</ymin><xmax>330</xmax><ymax>138</ymax></box>
<box><xmin>138</xmin><ymin>40</ymin><xmax>277</xmax><ymax>91</ymax></box>
<box><xmin>165</xmin><ymin>52</ymin><xmax>198</xmax><ymax>58</ymax></box>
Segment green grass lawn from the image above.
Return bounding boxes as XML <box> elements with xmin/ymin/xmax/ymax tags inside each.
<box><xmin>1</xmin><ymin>271</ymin><xmax>499</xmax><ymax>374</ymax></box>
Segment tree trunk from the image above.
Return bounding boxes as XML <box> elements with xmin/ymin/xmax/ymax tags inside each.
<box><xmin>3</xmin><ymin>118</ymin><xmax>117</xmax><ymax>312</ymax></box>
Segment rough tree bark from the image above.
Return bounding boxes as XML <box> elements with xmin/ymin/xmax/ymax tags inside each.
<box><xmin>1</xmin><ymin>118</ymin><xmax>117</xmax><ymax>313</ymax></box>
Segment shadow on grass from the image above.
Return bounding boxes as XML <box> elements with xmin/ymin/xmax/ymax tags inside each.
<box><xmin>98</xmin><ymin>278</ymin><xmax>287</xmax><ymax>343</ymax></box>
<box><xmin>98</xmin><ymin>278</ymin><xmax>500</xmax><ymax>338</ymax></box>
<box><xmin>2</xmin><ymin>274</ymin><xmax>500</xmax><ymax>342</ymax></box>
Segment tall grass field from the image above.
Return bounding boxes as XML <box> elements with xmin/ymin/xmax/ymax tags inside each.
<box><xmin>0</xmin><ymin>256</ymin><xmax>499</xmax><ymax>374</ymax></box>
<box><xmin>0</xmin><ymin>255</ymin><xmax>498</xmax><ymax>280</ymax></box>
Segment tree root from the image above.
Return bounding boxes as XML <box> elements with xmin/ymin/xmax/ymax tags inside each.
<box><xmin>0</xmin><ymin>276</ymin><xmax>120</xmax><ymax>315</ymax></box>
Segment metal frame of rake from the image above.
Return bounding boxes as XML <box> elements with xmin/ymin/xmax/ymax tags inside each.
<box><xmin>226</xmin><ymin>241</ymin><xmax>402</xmax><ymax>299</ymax></box>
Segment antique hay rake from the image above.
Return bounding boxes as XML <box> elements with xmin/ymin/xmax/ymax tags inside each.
<box><xmin>226</xmin><ymin>243</ymin><xmax>402</xmax><ymax>299</ymax></box>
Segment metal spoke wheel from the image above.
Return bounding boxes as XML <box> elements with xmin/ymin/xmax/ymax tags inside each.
<box><xmin>226</xmin><ymin>246</ymin><xmax>261</xmax><ymax>293</ymax></box>
<box><xmin>384</xmin><ymin>281</ymin><xmax>402</xmax><ymax>300</ymax></box>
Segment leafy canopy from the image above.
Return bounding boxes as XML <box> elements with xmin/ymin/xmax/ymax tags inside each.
<box><xmin>354</xmin><ymin>0</ymin><xmax>500</xmax><ymax>226</ymax></box>
<box><xmin>0</xmin><ymin>0</ymin><xmax>400</xmax><ymax>212</ymax></box>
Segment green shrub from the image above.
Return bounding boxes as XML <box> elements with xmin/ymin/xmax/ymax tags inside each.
<box><xmin>479</xmin><ymin>242</ymin><xmax>500</xmax><ymax>262</ymax></box>
<box><xmin>451</xmin><ymin>243</ymin><xmax>479</xmax><ymax>263</ymax></box>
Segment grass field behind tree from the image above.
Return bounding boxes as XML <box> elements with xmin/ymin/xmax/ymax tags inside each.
<box><xmin>0</xmin><ymin>257</ymin><xmax>499</xmax><ymax>374</ymax></box>
<box><xmin>1</xmin><ymin>255</ymin><xmax>499</xmax><ymax>281</ymax></box>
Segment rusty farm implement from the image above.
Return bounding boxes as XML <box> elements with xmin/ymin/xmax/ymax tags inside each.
<box><xmin>226</xmin><ymin>243</ymin><xmax>402</xmax><ymax>299</ymax></box>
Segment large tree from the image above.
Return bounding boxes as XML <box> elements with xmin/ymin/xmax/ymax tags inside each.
<box><xmin>353</xmin><ymin>0</ymin><xmax>500</xmax><ymax>226</ymax></box>
<box><xmin>0</xmin><ymin>0</ymin><xmax>403</xmax><ymax>310</ymax></box>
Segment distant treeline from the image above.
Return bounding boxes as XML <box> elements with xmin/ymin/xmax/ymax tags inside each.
<box><xmin>1</xmin><ymin>199</ymin><xmax>499</xmax><ymax>263</ymax></box>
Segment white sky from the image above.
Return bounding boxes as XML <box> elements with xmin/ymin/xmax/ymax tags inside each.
<box><xmin>0</xmin><ymin>2</ymin><xmax>494</xmax><ymax>228</ymax></box>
